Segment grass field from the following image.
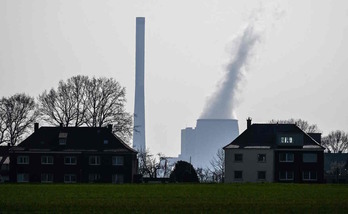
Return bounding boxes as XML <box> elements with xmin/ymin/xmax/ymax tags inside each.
<box><xmin>0</xmin><ymin>183</ymin><xmax>347</xmax><ymax>213</ymax></box>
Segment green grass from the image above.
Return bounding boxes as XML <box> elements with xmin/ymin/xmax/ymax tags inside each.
<box><xmin>0</xmin><ymin>183</ymin><xmax>347</xmax><ymax>213</ymax></box>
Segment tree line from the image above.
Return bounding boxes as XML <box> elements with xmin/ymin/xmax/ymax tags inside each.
<box><xmin>2</xmin><ymin>83</ymin><xmax>348</xmax><ymax>182</ymax></box>
<box><xmin>0</xmin><ymin>75</ymin><xmax>133</xmax><ymax>148</ymax></box>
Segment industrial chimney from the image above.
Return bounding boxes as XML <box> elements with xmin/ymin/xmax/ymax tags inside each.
<box><xmin>133</xmin><ymin>17</ymin><xmax>146</xmax><ymax>152</ymax></box>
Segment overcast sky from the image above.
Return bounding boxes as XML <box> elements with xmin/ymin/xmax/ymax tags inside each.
<box><xmin>1</xmin><ymin>0</ymin><xmax>348</xmax><ymax>156</ymax></box>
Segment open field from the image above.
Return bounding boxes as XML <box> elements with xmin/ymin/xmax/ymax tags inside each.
<box><xmin>0</xmin><ymin>183</ymin><xmax>347</xmax><ymax>213</ymax></box>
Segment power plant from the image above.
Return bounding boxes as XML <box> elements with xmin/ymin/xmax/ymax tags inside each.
<box><xmin>133</xmin><ymin>17</ymin><xmax>146</xmax><ymax>152</ymax></box>
<box><xmin>179</xmin><ymin>119</ymin><xmax>239</xmax><ymax>168</ymax></box>
<box><xmin>178</xmin><ymin>22</ymin><xmax>259</xmax><ymax>169</ymax></box>
<box><xmin>131</xmin><ymin>17</ymin><xmax>250</xmax><ymax>170</ymax></box>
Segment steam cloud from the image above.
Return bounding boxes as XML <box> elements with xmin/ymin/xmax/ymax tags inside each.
<box><xmin>200</xmin><ymin>22</ymin><xmax>261</xmax><ymax>119</ymax></box>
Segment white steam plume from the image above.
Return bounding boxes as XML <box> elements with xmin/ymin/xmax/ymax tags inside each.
<box><xmin>200</xmin><ymin>21</ymin><xmax>261</xmax><ymax>119</ymax></box>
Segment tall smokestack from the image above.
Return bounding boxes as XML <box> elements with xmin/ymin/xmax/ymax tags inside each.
<box><xmin>133</xmin><ymin>17</ymin><xmax>146</xmax><ymax>151</ymax></box>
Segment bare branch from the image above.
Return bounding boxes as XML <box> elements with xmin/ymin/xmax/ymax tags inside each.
<box><xmin>322</xmin><ymin>131</ymin><xmax>348</xmax><ymax>153</ymax></box>
<box><xmin>0</xmin><ymin>94</ymin><xmax>38</xmax><ymax>146</ymax></box>
<box><xmin>269</xmin><ymin>118</ymin><xmax>320</xmax><ymax>133</ymax></box>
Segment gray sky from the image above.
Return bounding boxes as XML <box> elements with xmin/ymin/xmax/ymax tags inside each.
<box><xmin>1</xmin><ymin>0</ymin><xmax>348</xmax><ymax>156</ymax></box>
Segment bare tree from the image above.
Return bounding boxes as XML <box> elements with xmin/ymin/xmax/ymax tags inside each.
<box><xmin>157</xmin><ymin>154</ymin><xmax>173</xmax><ymax>178</ymax></box>
<box><xmin>39</xmin><ymin>76</ymin><xmax>88</xmax><ymax>127</ymax></box>
<box><xmin>38</xmin><ymin>75</ymin><xmax>133</xmax><ymax>142</ymax></box>
<box><xmin>84</xmin><ymin>77</ymin><xmax>132</xmax><ymax>141</ymax></box>
<box><xmin>209</xmin><ymin>148</ymin><xmax>225</xmax><ymax>183</ymax></box>
<box><xmin>137</xmin><ymin>149</ymin><xmax>172</xmax><ymax>178</ymax></box>
<box><xmin>196</xmin><ymin>167</ymin><xmax>212</xmax><ymax>183</ymax></box>
<box><xmin>67</xmin><ymin>75</ymin><xmax>89</xmax><ymax>127</ymax></box>
<box><xmin>137</xmin><ymin>149</ymin><xmax>160</xmax><ymax>178</ymax></box>
<box><xmin>269</xmin><ymin>118</ymin><xmax>320</xmax><ymax>133</ymax></box>
<box><xmin>0</xmin><ymin>109</ymin><xmax>7</xmax><ymax>146</ymax></box>
<box><xmin>328</xmin><ymin>161</ymin><xmax>347</xmax><ymax>183</ymax></box>
<box><xmin>0</xmin><ymin>94</ymin><xmax>38</xmax><ymax>146</ymax></box>
<box><xmin>0</xmin><ymin>94</ymin><xmax>38</xmax><ymax>167</ymax></box>
<box><xmin>322</xmin><ymin>131</ymin><xmax>348</xmax><ymax>153</ymax></box>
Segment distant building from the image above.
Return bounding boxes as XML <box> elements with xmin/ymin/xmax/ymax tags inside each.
<box><xmin>224</xmin><ymin>118</ymin><xmax>324</xmax><ymax>183</ymax></box>
<box><xmin>179</xmin><ymin>119</ymin><xmax>239</xmax><ymax>169</ymax></box>
<box><xmin>324</xmin><ymin>153</ymin><xmax>348</xmax><ymax>183</ymax></box>
<box><xmin>9</xmin><ymin>123</ymin><xmax>138</xmax><ymax>183</ymax></box>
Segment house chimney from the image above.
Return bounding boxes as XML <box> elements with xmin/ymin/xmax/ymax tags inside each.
<box><xmin>247</xmin><ymin>117</ymin><xmax>252</xmax><ymax>129</ymax></box>
<box><xmin>34</xmin><ymin>123</ymin><xmax>39</xmax><ymax>132</ymax></box>
<box><xmin>108</xmin><ymin>124</ymin><xmax>113</xmax><ymax>132</ymax></box>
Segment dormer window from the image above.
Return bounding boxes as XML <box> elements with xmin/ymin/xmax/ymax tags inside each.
<box><xmin>281</xmin><ymin>137</ymin><xmax>293</xmax><ymax>144</ymax></box>
<box><xmin>59</xmin><ymin>132</ymin><xmax>68</xmax><ymax>145</ymax></box>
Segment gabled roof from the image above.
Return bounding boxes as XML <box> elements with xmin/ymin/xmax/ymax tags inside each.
<box><xmin>223</xmin><ymin>123</ymin><xmax>324</xmax><ymax>150</ymax></box>
<box><xmin>13</xmin><ymin>126</ymin><xmax>137</xmax><ymax>153</ymax></box>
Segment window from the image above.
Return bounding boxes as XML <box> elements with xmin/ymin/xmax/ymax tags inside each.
<box><xmin>112</xmin><ymin>174</ymin><xmax>124</xmax><ymax>184</ymax></box>
<box><xmin>257</xmin><ymin>154</ymin><xmax>266</xmax><ymax>162</ymax></box>
<box><xmin>89</xmin><ymin>174</ymin><xmax>101</xmax><ymax>183</ymax></box>
<box><xmin>279</xmin><ymin>153</ymin><xmax>294</xmax><ymax>162</ymax></box>
<box><xmin>0</xmin><ymin>175</ymin><xmax>9</xmax><ymax>182</ymax></box>
<box><xmin>104</xmin><ymin>140</ymin><xmax>109</xmax><ymax>145</ymax></box>
<box><xmin>89</xmin><ymin>156</ymin><xmax>100</xmax><ymax>165</ymax></box>
<box><xmin>64</xmin><ymin>174</ymin><xmax>76</xmax><ymax>183</ymax></box>
<box><xmin>112</xmin><ymin>156</ymin><xmax>124</xmax><ymax>166</ymax></box>
<box><xmin>59</xmin><ymin>138</ymin><xmax>66</xmax><ymax>145</ymax></box>
<box><xmin>303</xmin><ymin>153</ymin><xmax>317</xmax><ymax>163</ymax></box>
<box><xmin>41</xmin><ymin>156</ymin><xmax>54</xmax><ymax>165</ymax></box>
<box><xmin>41</xmin><ymin>173</ymin><xmax>53</xmax><ymax>183</ymax></box>
<box><xmin>234</xmin><ymin>154</ymin><xmax>243</xmax><ymax>162</ymax></box>
<box><xmin>59</xmin><ymin>132</ymin><xmax>68</xmax><ymax>145</ymax></box>
<box><xmin>234</xmin><ymin>171</ymin><xmax>243</xmax><ymax>180</ymax></box>
<box><xmin>279</xmin><ymin>171</ymin><xmax>294</xmax><ymax>181</ymax></box>
<box><xmin>303</xmin><ymin>171</ymin><xmax>317</xmax><ymax>181</ymax></box>
<box><xmin>17</xmin><ymin>156</ymin><xmax>29</xmax><ymax>164</ymax></box>
<box><xmin>281</xmin><ymin>136</ymin><xmax>293</xmax><ymax>144</ymax></box>
<box><xmin>258</xmin><ymin>171</ymin><xmax>266</xmax><ymax>180</ymax></box>
<box><xmin>17</xmin><ymin>173</ymin><xmax>29</xmax><ymax>182</ymax></box>
<box><xmin>64</xmin><ymin>156</ymin><xmax>77</xmax><ymax>165</ymax></box>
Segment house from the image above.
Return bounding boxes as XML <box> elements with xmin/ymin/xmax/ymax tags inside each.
<box><xmin>224</xmin><ymin>118</ymin><xmax>325</xmax><ymax>183</ymax></box>
<box><xmin>9</xmin><ymin>123</ymin><xmax>138</xmax><ymax>183</ymax></box>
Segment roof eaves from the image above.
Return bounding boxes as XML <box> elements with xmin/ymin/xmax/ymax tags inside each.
<box><xmin>223</xmin><ymin>126</ymin><xmax>251</xmax><ymax>149</ymax></box>
<box><xmin>296</xmin><ymin>126</ymin><xmax>325</xmax><ymax>149</ymax></box>
<box><xmin>110</xmin><ymin>133</ymin><xmax>137</xmax><ymax>153</ymax></box>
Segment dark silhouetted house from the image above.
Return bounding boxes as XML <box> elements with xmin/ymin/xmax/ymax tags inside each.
<box><xmin>9</xmin><ymin>123</ymin><xmax>138</xmax><ymax>183</ymax></box>
<box><xmin>0</xmin><ymin>146</ymin><xmax>10</xmax><ymax>182</ymax></box>
<box><xmin>324</xmin><ymin>153</ymin><xmax>348</xmax><ymax>183</ymax></box>
<box><xmin>224</xmin><ymin>118</ymin><xmax>325</xmax><ymax>183</ymax></box>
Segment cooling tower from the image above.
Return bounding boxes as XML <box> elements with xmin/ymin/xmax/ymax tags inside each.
<box><xmin>180</xmin><ymin>119</ymin><xmax>239</xmax><ymax>168</ymax></box>
<box><xmin>133</xmin><ymin>17</ymin><xmax>146</xmax><ymax>151</ymax></box>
